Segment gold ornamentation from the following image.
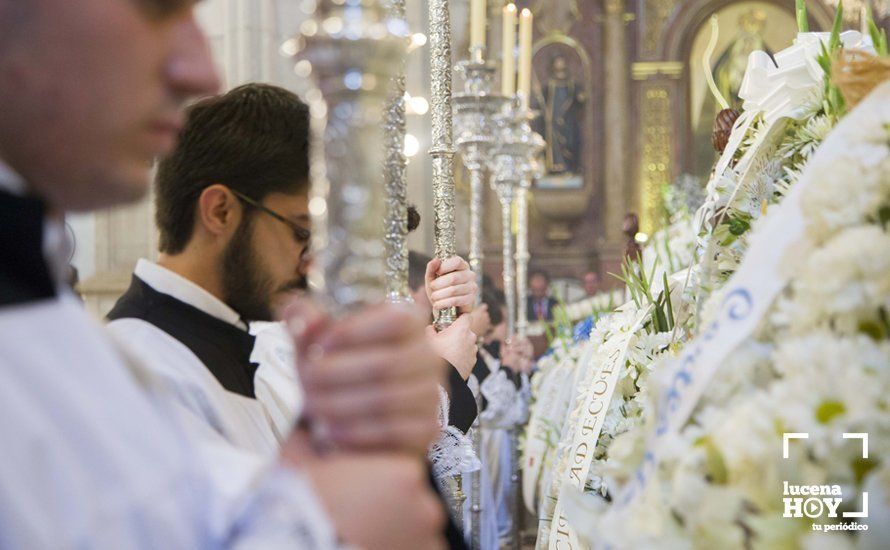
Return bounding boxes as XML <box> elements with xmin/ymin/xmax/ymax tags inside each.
<box><xmin>639</xmin><ymin>85</ymin><xmax>672</xmax><ymax>235</ymax></box>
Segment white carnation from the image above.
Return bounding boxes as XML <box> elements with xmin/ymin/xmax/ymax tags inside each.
<box><xmin>787</xmin><ymin>225</ymin><xmax>890</xmax><ymax>335</ymax></box>
<box><xmin>801</xmin><ymin>127</ymin><xmax>890</xmax><ymax>244</ymax></box>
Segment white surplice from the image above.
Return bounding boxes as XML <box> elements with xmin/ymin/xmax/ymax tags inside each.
<box><xmin>106</xmin><ymin>260</ymin><xmax>280</xmax><ymax>454</ymax></box>
<box><xmin>0</xmin><ymin>164</ymin><xmax>339</xmax><ymax>548</ymax></box>
<box><xmin>250</xmin><ymin>320</ymin><xmax>304</xmax><ymax>439</ymax></box>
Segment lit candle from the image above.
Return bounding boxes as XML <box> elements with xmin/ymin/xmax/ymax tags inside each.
<box><xmin>518</xmin><ymin>8</ymin><xmax>533</xmax><ymax>108</ymax></box>
<box><xmin>501</xmin><ymin>3</ymin><xmax>517</xmax><ymax>96</ymax></box>
<box><xmin>470</xmin><ymin>0</ymin><xmax>486</xmax><ymax>55</ymax></box>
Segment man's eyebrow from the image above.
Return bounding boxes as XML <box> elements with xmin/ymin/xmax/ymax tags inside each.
<box><xmin>134</xmin><ymin>0</ymin><xmax>200</xmax><ymax>19</ymax></box>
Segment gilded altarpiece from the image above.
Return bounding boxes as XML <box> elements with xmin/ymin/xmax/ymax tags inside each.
<box><xmin>475</xmin><ymin>0</ymin><xmax>843</xmax><ymax>291</ymax></box>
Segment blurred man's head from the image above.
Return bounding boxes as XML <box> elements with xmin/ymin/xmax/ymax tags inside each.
<box><xmin>155</xmin><ymin>84</ymin><xmax>311</xmax><ymax>321</ymax></box>
<box><xmin>0</xmin><ymin>0</ymin><xmax>219</xmax><ymax>211</ymax></box>
<box><xmin>583</xmin><ymin>271</ymin><xmax>600</xmax><ymax>297</ymax></box>
<box><xmin>529</xmin><ymin>269</ymin><xmax>550</xmax><ymax>300</ymax></box>
<box><xmin>476</xmin><ymin>284</ymin><xmax>505</xmax><ymax>341</ymax></box>
<box><xmin>408</xmin><ymin>250</ymin><xmax>433</xmax><ymax>314</ymax></box>
<box><xmin>467</xmin><ymin>276</ymin><xmax>504</xmax><ymax>338</ymax></box>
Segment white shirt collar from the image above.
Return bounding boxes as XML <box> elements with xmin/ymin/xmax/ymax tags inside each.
<box><xmin>0</xmin><ymin>158</ymin><xmax>27</xmax><ymax>195</ymax></box>
<box><xmin>135</xmin><ymin>259</ymin><xmax>247</xmax><ymax>330</ymax></box>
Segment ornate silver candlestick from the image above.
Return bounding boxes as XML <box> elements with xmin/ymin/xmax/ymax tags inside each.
<box><xmin>491</xmin><ymin>97</ymin><xmax>545</xmax><ymax>550</ymax></box>
<box><xmin>454</xmin><ymin>61</ymin><xmax>508</xmax><ymax>302</ymax></box>
<box><xmin>291</xmin><ymin>0</ymin><xmax>406</xmax><ymax>313</ymax></box>
<box><xmin>490</xmin><ymin>104</ymin><xmax>521</xmax><ymax>549</ymax></box>
<box><xmin>454</xmin><ymin>56</ymin><xmax>509</xmax><ymax>550</ymax></box>
<box><xmin>490</xmin><ymin>111</ymin><xmax>521</xmax><ymax>339</ymax></box>
<box><xmin>428</xmin><ymin>0</ymin><xmax>469</xmax><ymax>527</ymax></box>
<box><xmin>511</xmin><ymin>112</ymin><xmax>544</xmax><ymax>341</ymax></box>
<box><xmin>429</xmin><ymin>0</ymin><xmax>458</xmax><ymax>332</ymax></box>
<box><xmin>382</xmin><ymin>0</ymin><xmax>411</xmax><ymax>304</ymax></box>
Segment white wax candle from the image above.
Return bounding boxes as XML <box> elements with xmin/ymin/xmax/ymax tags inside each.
<box><xmin>518</xmin><ymin>8</ymin><xmax>533</xmax><ymax>108</ymax></box>
<box><xmin>471</xmin><ymin>0</ymin><xmax>486</xmax><ymax>52</ymax></box>
<box><xmin>501</xmin><ymin>3</ymin><xmax>517</xmax><ymax>96</ymax></box>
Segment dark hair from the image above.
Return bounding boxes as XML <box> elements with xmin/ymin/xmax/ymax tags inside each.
<box><xmin>530</xmin><ymin>268</ymin><xmax>550</xmax><ymax>282</ymax></box>
<box><xmin>407</xmin><ymin>204</ymin><xmax>420</xmax><ymax>233</ymax></box>
<box><xmin>408</xmin><ymin>250</ymin><xmax>432</xmax><ymax>292</ymax></box>
<box><xmin>482</xmin><ymin>286</ymin><xmax>504</xmax><ymax>326</ymax></box>
<box><xmin>155</xmin><ymin>83</ymin><xmax>311</xmax><ymax>254</ymax></box>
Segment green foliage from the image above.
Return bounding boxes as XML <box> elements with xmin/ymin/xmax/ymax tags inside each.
<box><xmin>727</xmin><ymin>214</ymin><xmax>752</xmax><ymax>237</ymax></box>
<box><xmin>815</xmin><ymin>400</ymin><xmax>846</xmax><ymax>424</ymax></box>
<box><xmin>852</xmin><ymin>457</ymin><xmax>878</xmax><ymax>485</ymax></box>
<box><xmin>866</xmin><ymin>4</ymin><xmax>889</xmax><ymax>56</ymax></box>
<box><xmin>695</xmin><ymin>436</ymin><xmax>729</xmax><ymax>485</ymax></box>
<box><xmin>796</xmin><ymin>0</ymin><xmax>809</xmax><ymax>33</ymax></box>
<box><xmin>816</xmin><ymin>2</ymin><xmax>847</xmax><ymax>117</ymax></box>
<box><xmin>609</xmin><ymin>257</ymin><xmax>676</xmax><ymax>334</ymax></box>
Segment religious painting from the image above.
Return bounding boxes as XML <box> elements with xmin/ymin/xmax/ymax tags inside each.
<box><xmin>532</xmin><ymin>0</ymin><xmax>582</xmax><ymax>36</ymax></box>
<box><xmin>531</xmin><ymin>39</ymin><xmax>591</xmax><ymax>190</ymax></box>
<box><xmin>688</xmin><ymin>2</ymin><xmax>798</xmax><ymax>178</ymax></box>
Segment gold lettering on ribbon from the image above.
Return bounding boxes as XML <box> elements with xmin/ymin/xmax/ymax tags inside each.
<box><xmin>548</xmin><ymin>306</ymin><xmax>654</xmax><ymax>550</ymax></box>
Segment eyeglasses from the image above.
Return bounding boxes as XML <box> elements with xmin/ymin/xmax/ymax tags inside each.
<box><xmin>230</xmin><ymin>189</ymin><xmax>311</xmax><ymax>244</ymax></box>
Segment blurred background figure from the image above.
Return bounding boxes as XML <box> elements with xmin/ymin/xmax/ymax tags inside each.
<box><xmin>582</xmin><ymin>271</ymin><xmax>601</xmax><ymax>297</ymax></box>
<box><xmin>526</xmin><ymin>269</ymin><xmax>557</xmax><ymax>322</ymax></box>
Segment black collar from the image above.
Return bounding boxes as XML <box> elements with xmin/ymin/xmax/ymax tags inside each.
<box><xmin>0</xmin><ymin>188</ymin><xmax>56</xmax><ymax>308</ymax></box>
<box><xmin>107</xmin><ymin>275</ymin><xmax>259</xmax><ymax>398</ymax></box>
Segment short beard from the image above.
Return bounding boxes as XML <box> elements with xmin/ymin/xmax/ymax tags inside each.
<box><xmin>221</xmin><ymin>214</ymin><xmax>275</xmax><ymax>322</ymax></box>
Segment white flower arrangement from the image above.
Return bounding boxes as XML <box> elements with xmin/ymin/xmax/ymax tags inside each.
<box><xmin>572</xmin><ymin>79</ymin><xmax>890</xmax><ymax>550</ymax></box>
<box><xmin>527</xmin><ymin>25</ymin><xmax>887</xmax><ymax>549</ymax></box>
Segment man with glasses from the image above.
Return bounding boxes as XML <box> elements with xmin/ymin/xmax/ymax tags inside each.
<box><xmin>107</xmin><ymin>84</ymin><xmax>318</xmax><ymax>452</ymax></box>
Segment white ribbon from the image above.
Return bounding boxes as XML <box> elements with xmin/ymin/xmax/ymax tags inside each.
<box><xmin>715</xmin><ymin>31</ymin><xmax>872</xmax><ymax>178</ymax></box>
<box><xmin>547</xmin><ymin>305</ymin><xmax>651</xmax><ymax>550</ymax></box>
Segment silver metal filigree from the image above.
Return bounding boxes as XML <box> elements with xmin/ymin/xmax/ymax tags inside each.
<box><xmin>453</xmin><ymin>58</ymin><xmax>509</xmax><ymax>550</ymax></box>
<box><xmin>291</xmin><ymin>0</ymin><xmax>408</xmax><ymax>314</ymax></box>
<box><xmin>454</xmin><ymin>61</ymin><xmax>508</xmax><ymax>305</ymax></box>
<box><xmin>488</xmin><ymin>96</ymin><xmax>545</xmax><ymax>550</ymax></box>
<box><xmin>491</xmin><ymin>99</ymin><xmax>545</xmax><ymax>337</ymax></box>
<box><xmin>383</xmin><ymin>0</ymin><xmax>411</xmax><ymax>304</ymax></box>
<box><xmin>429</xmin><ymin>0</ymin><xmax>458</xmax><ymax>331</ymax></box>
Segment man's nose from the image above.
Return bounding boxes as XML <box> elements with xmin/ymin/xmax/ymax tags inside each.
<box><xmin>298</xmin><ymin>249</ymin><xmax>313</xmax><ymax>276</ymax></box>
<box><xmin>165</xmin><ymin>12</ymin><xmax>221</xmax><ymax>99</ymax></box>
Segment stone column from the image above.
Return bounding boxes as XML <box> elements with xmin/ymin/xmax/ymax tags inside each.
<box><xmin>602</xmin><ymin>0</ymin><xmax>631</xmax><ymax>245</ymax></box>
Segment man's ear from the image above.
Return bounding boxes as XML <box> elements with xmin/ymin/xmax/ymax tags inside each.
<box><xmin>197</xmin><ymin>184</ymin><xmax>241</xmax><ymax>238</ymax></box>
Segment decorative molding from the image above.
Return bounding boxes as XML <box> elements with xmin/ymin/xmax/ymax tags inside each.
<box><xmin>632</xmin><ymin>61</ymin><xmax>684</xmax><ymax>80</ymax></box>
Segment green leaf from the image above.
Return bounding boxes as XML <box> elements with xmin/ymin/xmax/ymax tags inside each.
<box><xmin>663</xmin><ymin>271</ymin><xmax>675</xmax><ymax>331</ymax></box>
<box><xmin>815</xmin><ymin>400</ymin><xmax>846</xmax><ymax>424</ymax></box>
<box><xmin>728</xmin><ymin>216</ymin><xmax>751</xmax><ymax>236</ymax></box>
<box><xmin>857</xmin><ymin>319</ymin><xmax>887</xmax><ymax>341</ymax></box>
<box><xmin>796</xmin><ymin>0</ymin><xmax>809</xmax><ymax>33</ymax></box>
<box><xmin>853</xmin><ymin>458</ymin><xmax>878</xmax><ymax>485</ymax></box>
<box><xmin>695</xmin><ymin>436</ymin><xmax>728</xmax><ymax>485</ymax></box>
<box><xmin>829</xmin><ymin>1</ymin><xmax>843</xmax><ymax>53</ymax></box>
